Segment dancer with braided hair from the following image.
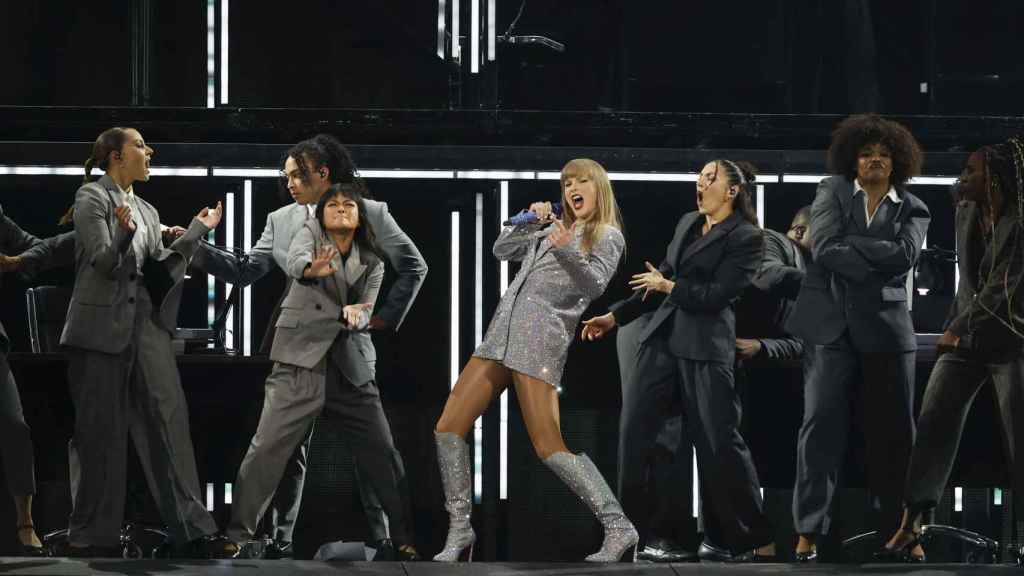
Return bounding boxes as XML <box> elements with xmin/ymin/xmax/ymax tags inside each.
<box><xmin>877</xmin><ymin>136</ymin><xmax>1024</xmax><ymax>562</ymax></box>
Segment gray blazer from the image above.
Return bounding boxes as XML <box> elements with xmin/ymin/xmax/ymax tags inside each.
<box><xmin>60</xmin><ymin>175</ymin><xmax>210</xmax><ymax>354</ymax></box>
<box><xmin>193</xmin><ymin>198</ymin><xmax>426</xmax><ymax>330</ymax></box>
<box><xmin>786</xmin><ymin>176</ymin><xmax>930</xmax><ymax>352</ymax></box>
<box><xmin>944</xmin><ymin>201</ymin><xmax>1024</xmax><ymax>358</ymax></box>
<box><xmin>0</xmin><ymin>204</ymin><xmax>61</xmax><ymax>353</ymax></box>
<box><xmin>270</xmin><ymin>219</ymin><xmax>384</xmax><ymax>386</ymax></box>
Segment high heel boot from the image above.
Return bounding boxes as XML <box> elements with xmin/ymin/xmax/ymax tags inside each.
<box><xmin>433</xmin><ymin>432</ymin><xmax>475</xmax><ymax>562</ymax></box>
<box><xmin>543</xmin><ymin>452</ymin><xmax>638</xmax><ymax>562</ymax></box>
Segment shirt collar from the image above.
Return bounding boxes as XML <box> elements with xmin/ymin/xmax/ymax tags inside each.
<box><xmin>854</xmin><ymin>179</ymin><xmax>901</xmax><ymax>204</ymax></box>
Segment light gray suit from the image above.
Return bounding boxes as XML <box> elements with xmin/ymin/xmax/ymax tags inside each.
<box><xmin>227</xmin><ymin>220</ymin><xmax>411</xmax><ymax>546</ymax></box>
<box><xmin>60</xmin><ymin>175</ymin><xmax>219</xmax><ymax>547</ymax></box>
<box><xmin>193</xmin><ymin>199</ymin><xmax>425</xmax><ymax>544</ymax></box>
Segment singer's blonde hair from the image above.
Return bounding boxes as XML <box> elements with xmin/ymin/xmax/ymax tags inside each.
<box><xmin>559</xmin><ymin>158</ymin><xmax>623</xmax><ymax>255</ymax></box>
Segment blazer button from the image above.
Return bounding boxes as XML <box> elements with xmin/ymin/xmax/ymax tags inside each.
<box><xmin>129</xmin><ymin>274</ymin><xmax>137</xmax><ymax>281</ymax></box>
<box><xmin>315</xmin><ymin>304</ymin><xmax>322</xmax><ymax>310</ymax></box>
<box><xmin>128</xmin><ymin>297</ymin><xmax>135</xmax><ymax>304</ymax></box>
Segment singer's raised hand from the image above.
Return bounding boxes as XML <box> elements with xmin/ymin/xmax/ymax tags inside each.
<box><xmin>548</xmin><ymin>219</ymin><xmax>575</xmax><ymax>249</ymax></box>
<box><xmin>115</xmin><ymin>205</ymin><xmax>136</xmax><ymax>232</ymax></box>
<box><xmin>196</xmin><ymin>201</ymin><xmax>223</xmax><ymax>229</ymax></box>
<box><xmin>304</xmin><ymin>245</ymin><xmax>338</xmax><ymax>278</ymax></box>
<box><xmin>628</xmin><ymin>261</ymin><xmax>674</xmax><ymax>300</ymax></box>
<box><xmin>529</xmin><ymin>201</ymin><xmax>555</xmax><ymax>222</ymax></box>
<box><xmin>581</xmin><ymin>313</ymin><xmax>616</xmax><ymax>341</ymax></box>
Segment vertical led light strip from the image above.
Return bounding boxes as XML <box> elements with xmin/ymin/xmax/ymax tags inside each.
<box><xmin>470</xmin><ymin>0</ymin><xmax>480</xmax><ymax>73</ymax></box>
<box><xmin>205</xmin><ymin>482</ymin><xmax>215</xmax><ymax>511</ymax></box>
<box><xmin>487</xmin><ymin>0</ymin><xmax>496</xmax><ymax>61</ymax></box>
<box><xmin>451</xmin><ymin>0</ymin><xmax>460</xmax><ymax>62</ymax></box>
<box><xmin>219</xmin><ymin>0</ymin><xmax>229</xmax><ymax>104</ymax></box>
<box><xmin>224</xmin><ymin>482</ymin><xmax>233</xmax><ymax>505</ymax></box>
<box><xmin>224</xmin><ymin>192</ymin><xmax>235</xmax><ymax>350</ymax></box>
<box><xmin>436</xmin><ymin>0</ymin><xmax>446</xmax><ymax>59</ymax></box>
<box><xmin>207</xmin><ymin>226</ymin><xmax>216</xmax><ymax>333</ymax></box>
<box><xmin>243</xmin><ymin>180</ymin><xmax>253</xmax><ymax>356</ymax></box>
<box><xmin>499</xmin><ymin>181</ymin><xmax>509</xmax><ymax>500</ymax></box>
<box><xmin>450</xmin><ymin>211</ymin><xmax>461</xmax><ymax>389</ymax></box>
<box><xmin>205</xmin><ymin>0</ymin><xmax>215</xmax><ymax>108</ymax></box>
<box><xmin>692</xmin><ymin>448</ymin><xmax>699</xmax><ymax>518</ymax></box>
<box><xmin>473</xmin><ymin>193</ymin><xmax>484</xmax><ymax>503</ymax></box>
<box><xmin>755</xmin><ymin>184</ymin><xmax>765</xmax><ymax>228</ymax></box>
<box><xmin>954</xmin><ymin>486</ymin><xmax>963</xmax><ymax>512</ymax></box>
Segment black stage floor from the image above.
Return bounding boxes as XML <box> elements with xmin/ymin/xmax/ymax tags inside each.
<box><xmin>1</xmin><ymin>559</ymin><xmax>1023</xmax><ymax>576</ymax></box>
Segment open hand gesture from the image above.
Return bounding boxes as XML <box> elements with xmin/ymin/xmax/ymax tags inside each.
<box><xmin>114</xmin><ymin>205</ymin><xmax>136</xmax><ymax>232</ymax></box>
<box><xmin>581</xmin><ymin>313</ymin><xmax>616</xmax><ymax>341</ymax></box>
<box><xmin>548</xmin><ymin>219</ymin><xmax>576</xmax><ymax>249</ymax></box>
<box><xmin>629</xmin><ymin>261</ymin><xmax>673</xmax><ymax>300</ymax></box>
<box><xmin>304</xmin><ymin>246</ymin><xmax>338</xmax><ymax>278</ymax></box>
<box><xmin>196</xmin><ymin>201</ymin><xmax>223</xmax><ymax>229</ymax></box>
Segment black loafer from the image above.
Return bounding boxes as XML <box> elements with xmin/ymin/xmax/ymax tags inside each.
<box><xmin>264</xmin><ymin>540</ymin><xmax>293</xmax><ymax>560</ymax></box>
<box><xmin>697</xmin><ymin>541</ymin><xmax>734</xmax><ymax>562</ymax></box>
<box><xmin>795</xmin><ymin>548</ymin><xmax>818</xmax><ymax>563</ymax></box>
<box><xmin>638</xmin><ymin>537</ymin><xmax>698</xmax><ymax>563</ymax></box>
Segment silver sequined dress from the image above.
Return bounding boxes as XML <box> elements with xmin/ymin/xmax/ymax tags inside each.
<box><xmin>473</xmin><ymin>222</ymin><xmax>625</xmax><ymax>387</ymax></box>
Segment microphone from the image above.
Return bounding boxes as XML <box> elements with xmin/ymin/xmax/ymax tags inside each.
<box><xmin>503</xmin><ymin>202</ymin><xmax>563</xmax><ymax>226</ymax></box>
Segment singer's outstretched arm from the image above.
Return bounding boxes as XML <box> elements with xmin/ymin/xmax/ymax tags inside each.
<box><xmin>493</xmin><ymin>222</ymin><xmax>546</xmax><ymax>262</ymax></box>
<box><xmin>192</xmin><ymin>214</ymin><xmax>275</xmax><ymax>285</ymax></box>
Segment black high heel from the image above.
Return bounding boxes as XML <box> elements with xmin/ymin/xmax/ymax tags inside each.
<box><xmin>16</xmin><ymin>525</ymin><xmax>46</xmax><ymax>557</ymax></box>
<box><xmin>874</xmin><ymin>528</ymin><xmax>925</xmax><ymax>563</ymax></box>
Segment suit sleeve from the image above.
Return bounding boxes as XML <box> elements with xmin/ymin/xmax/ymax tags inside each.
<box><xmin>285</xmin><ymin>226</ymin><xmax>316</xmax><ymax>280</ymax></box>
<box><xmin>0</xmin><ymin>207</ymin><xmax>43</xmax><ymax>257</ymax></box>
<box><xmin>946</xmin><ymin>221</ymin><xmax>1024</xmax><ymax>338</ymax></box>
<box><xmin>192</xmin><ymin>212</ymin><xmax>275</xmax><ymax>285</ymax></box>
<box><xmin>73</xmin><ymin>184</ymin><xmax>135</xmax><ymax>279</ymax></box>
<box><xmin>667</xmin><ymin>225</ymin><xmax>764</xmax><ymax>313</ymax></box>
<box><xmin>550</xmin><ymin>226</ymin><xmax>624</xmax><ymax>301</ymax></box>
<box><xmin>360</xmin><ymin>261</ymin><xmax>385</xmax><ymax>312</ymax></box>
<box><xmin>759</xmin><ymin>336</ymin><xmax>804</xmax><ymax>361</ymax></box>
<box><xmin>752</xmin><ymin>231</ymin><xmax>804</xmax><ymax>300</ymax></box>
<box><xmin>809</xmin><ymin>178</ymin><xmax>875</xmax><ymax>283</ymax></box>
<box><xmin>843</xmin><ymin>194</ymin><xmax>931</xmax><ymax>278</ymax></box>
<box><xmin>16</xmin><ymin>231</ymin><xmax>76</xmax><ymax>280</ymax></box>
<box><xmin>370</xmin><ymin>201</ymin><xmax>428</xmax><ymax>330</ymax></box>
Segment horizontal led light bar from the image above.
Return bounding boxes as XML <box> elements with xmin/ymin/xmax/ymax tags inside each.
<box><xmin>456</xmin><ymin>170</ymin><xmax>535</xmax><ymax>180</ymax></box>
<box><xmin>608</xmin><ymin>172</ymin><xmax>698</xmax><ymax>182</ymax></box>
<box><xmin>782</xmin><ymin>174</ymin><xmax>828</xmax><ymax>183</ymax></box>
<box><xmin>909</xmin><ymin>176</ymin><xmax>958</xmax><ymax>186</ymax></box>
<box><xmin>361</xmin><ymin>169</ymin><xmax>456</xmax><ymax>179</ymax></box>
<box><xmin>149</xmin><ymin>167</ymin><xmax>209</xmax><ymax>177</ymax></box>
<box><xmin>0</xmin><ymin>165</ymin><xmax>208</xmax><ymax>177</ymax></box>
<box><xmin>212</xmin><ymin>168</ymin><xmax>280</xmax><ymax>178</ymax></box>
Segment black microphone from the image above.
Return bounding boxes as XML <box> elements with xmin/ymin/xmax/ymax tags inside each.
<box><xmin>503</xmin><ymin>202</ymin><xmax>563</xmax><ymax>226</ymax></box>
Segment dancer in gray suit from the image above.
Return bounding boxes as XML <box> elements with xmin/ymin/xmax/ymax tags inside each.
<box><xmin>194</xmin><ymin>135</ymin><xmax>426</xmax><ymax>559</ymax></box>
<box><xmin>434</xmin><ymin>158</ymin><xmax>634</xmax><ymax>563</ymax></box>
<box><xmin>879</xmin><ymin>137</ymin><xmax>1024</xmax><ymax>562</ymax></box>
<box><xmin>59</xmin><ymin>127</ymin><xmax>236</xmax><ymax>558</ymax></box>
<box><xmin>786</xmin><ymin>114</ymin><xmax>930</xmax><ymax>562</ymax></box>
<box><xmin>226</xmin><ymin>182</ymin><xmax>415</xmax><ymax>557</ymax></box>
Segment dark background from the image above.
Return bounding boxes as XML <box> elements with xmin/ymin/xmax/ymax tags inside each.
<box><xmin>0</xmin><ymin>0</ymin><xmax>1022</xmax><ymax>562</ymax></box>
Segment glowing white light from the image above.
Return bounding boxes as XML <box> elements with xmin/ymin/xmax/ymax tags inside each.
<box><xmin>212</xmin><ymin>168</ymin><xmax>280</xmax><ymax>178</ymax></box>
<box><xmin>909</xmin><ymin>176</ymin><xmax>959</xmax><ymax>186</ymax></box>
<box><xmin>456</xmin><ymin>170</ymin><xmax>535</xmax><ymax>180</ymax></box>
<box><xmin>220</xmin><ymin>0</ymin><xmax>229</xmax><ymax>104</ymax></box>
<box><xmin>450</xmin><ymin>211</ymin><xmax>461</xmax><ymax>389</ymax></box>
<box><xmin>243</xmin><ymin>180</ymin><xmax>252</xmax><ymax>356</ymax></box>
<box><xmin>608</xmin><ymin>172</ymin><xmax>698</xmax><ymax>182</ymax></box>
<box><xmin>359</xmin><ymin>170</ymin><xmax>456</xmax><ymax>179</ymax></box>
<box><xmin>782</xmin><ymin>174</ymin><xmax>828</xmax><ymax>183</ymax></box>
<box><xmin>470</xmin><ymin>0</ymin><xmax>480</xmax><ymax>73</ymax></box>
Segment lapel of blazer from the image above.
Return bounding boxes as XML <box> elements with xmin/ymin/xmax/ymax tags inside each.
<box><xmin>531</xmin><ymin>223</ymin><xmax>560</xmax><ymax>263</ymax></box>
<box><xmin>333</xmin><ymin>243</ymin><xmax>369</xmax><ymax>305</ymax></box>
<box><xmin>677</xmin><ymin>211</ymin><xmax>741</xmax><ymax>267</ymax></box>
<box><xmin>664</xmin><ymin>212</ymin><xmax>700</xmax><ymax>273</ymax></box>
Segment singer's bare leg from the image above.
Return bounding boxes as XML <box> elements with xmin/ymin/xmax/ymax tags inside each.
<box><xmin>510</xmin><ymin>372</ymin><xmax>568</xmax><ymax>460</ymax></box>
<box><xmin>436</xmin><ymin>358</ymin><xmax>512</xmax><ymax>437</ymax></box>
<box><xmin>14</xmin><ymin>493</ymin><xmax>42</xmax><ymax>547</ymax></box>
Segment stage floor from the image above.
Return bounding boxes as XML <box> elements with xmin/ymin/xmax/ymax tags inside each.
<box><xmin>1</xmin><ymin>559</ymin><xmax>1022</xmax><ymax>576</ymax></box>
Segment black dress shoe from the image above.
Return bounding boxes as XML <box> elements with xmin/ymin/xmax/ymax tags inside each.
<box><xmin>794</xmin><ymin>548</ymin><xmax>818</xmax><ymax>563</ymax></box>
<box><xmin>16</xmin><ymin>525</ymin><xmax>47</xmax><ymax>557</ymax></box>
<box><xmin>372</xmin><ymin>539</ymin><xmax>397</xmax><ymax>561</ymax></box>
<box><xmin>264</xmin><ymin>540</ymin><xmax>294</xmax><ymax>560</ymax></box>
<box><xmin>637</xmin><ymin>537</ymin><xmax>698</xmax><ymax>563</ymax></box>
<box><xmin>874</xmin><ymin>530</ymin><xmax>925</xmax><ymax>563</ymax></box>
<box><xmin>697</xmin><ymin>541</ymin><xmax>734</xmax><ymax>562</ymax></box>
<box><xmin>164</xmin><ymin>534</ymin><xmax>239</xmax><ymax>559</ymax></box>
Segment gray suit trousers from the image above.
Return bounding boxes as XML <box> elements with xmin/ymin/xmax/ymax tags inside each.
<box><xmin>793</xmin><ymin>333</ymin><xmax>915</xmax><ymax>536</ymax></box>
<box><xmin>228</xmin><ymin>352</ymin><xmax>409</xmax><ymax>545</ymax></box>
<box><xmin>65</xmin><ymin>288</ymin><xmax>217</xmax><ymax>547</ymax></box>
<box><xmin>0</xmin><ymin>353</ymin><xmax>35</xmax><ymax>497</ymax></box>
<box><xmin>905</xmin><ymin>351</ymin><xmax>1024</xmax><ymax>515</ymax></box>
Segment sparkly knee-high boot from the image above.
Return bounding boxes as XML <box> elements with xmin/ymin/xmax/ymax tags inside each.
<box><xmin>544</xmin><ymin>452</ymin><xmax>639</xmax><ymax>562</ymax></box>
<box><xmin>433</xmin><ymin>432</ymin><xmax>475</xmax><ymax>562</ymax></box>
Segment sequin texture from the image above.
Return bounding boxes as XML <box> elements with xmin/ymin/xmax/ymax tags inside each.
<box><xmin>433</xmin><ymin>431</ymin><xmax>475</xmax><ymax>561</ymax></box>
<box><xmin>473</xmin><ymin>222</ymin><xmax>625</xmax><ymax>387</ymax></box>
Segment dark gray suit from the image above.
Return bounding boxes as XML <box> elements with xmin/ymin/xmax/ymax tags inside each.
<box><xmin>786</xmin><ymin>176</ymin><xmax>930</xmax><ymax>536</ymax></box>
<box><xmin>0</xmin><ymin>205</ymin><xmax>66</xmax><ymax>502</ymax></box>
<box><xmin>193</xmin><ymin>199</ymin><xmax>426</xmax><ymax>544</ymax></box>
<box><xmin>610</xmin><ymin>210</ymin><xmax>772</xmax><ymax>554</ymax></box>
<box><xmin>904</xmin><ymin>201</ymin><xmax>1024</xmax><ymax>515</ymax></box>
<box><xmin>60</xmin><ymin>175</ymin><xmax>219</xmax><ymax>547</ymax></box>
